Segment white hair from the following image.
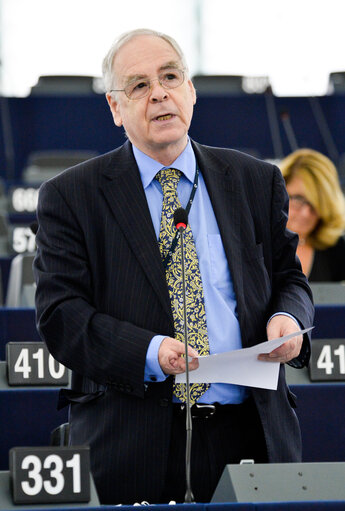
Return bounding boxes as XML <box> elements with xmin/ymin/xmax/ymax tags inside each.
<box><xmin>102</xmin><ymin>28</ymin><xmax>189</xmax><ymax>93</ymax></box>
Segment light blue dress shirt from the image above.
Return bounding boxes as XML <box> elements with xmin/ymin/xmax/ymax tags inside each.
<box><xmin>133</xmin><ymin>140</ymin><xmax>248</xmax><ymax>404</ymax></box>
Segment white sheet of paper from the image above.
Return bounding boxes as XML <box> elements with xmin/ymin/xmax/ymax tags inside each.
<box><xmin>175</xmin><ymin>327</ymin><xmax>313</xmax><ymax>390</ymax></box>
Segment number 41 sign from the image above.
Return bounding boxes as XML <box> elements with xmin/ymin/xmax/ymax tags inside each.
<box><xmin>309</xmin><ymin>338</ymin><xmax>345</xmax><ymax>381</ymax></box>
<box><xmin>6</xmin><ymin>342</ymin><xmax>69</xmax><ymax>386</ymax></box>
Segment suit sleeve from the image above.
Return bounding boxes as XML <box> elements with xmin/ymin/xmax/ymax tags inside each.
<box><xmin>33</xmin><ymin>180</ymin><xmax>158</xmax><ymax>398</ymax></box>
<box><xmin>269</xmin><ymin>166</ymin><xmax>314</xmax><ymax>367</ymax></box>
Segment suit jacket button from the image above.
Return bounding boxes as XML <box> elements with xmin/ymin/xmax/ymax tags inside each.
<box><xmin>159</xmin><ymin>398</ymin><xmax>169</xmax><ymax>407</ymax></box>
<box><xmin>125</xmin><ymin>384</ymin><xmax>132</xmax><ymax>393</ymax></box>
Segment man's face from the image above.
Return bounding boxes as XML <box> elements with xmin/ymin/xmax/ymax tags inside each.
<box><xmin>106</xmin><ymin>35</ymin><xmax>196</xmax><ymax>162</ymax></box>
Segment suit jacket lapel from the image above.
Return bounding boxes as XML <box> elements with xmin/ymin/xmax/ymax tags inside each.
<box><xmin>99</xmin><ymin>142</ymin><xmax>173</xmax><ymax>324</ymax></box>
<box><xmin>98</xmin><ymin>140</ymin><xmax>247</xmax><ymax>330</ymax></box>
<box><xmin>192</xmin><ymin>141</ymin><xmax>246</xmax><ymax>328</ymax></box>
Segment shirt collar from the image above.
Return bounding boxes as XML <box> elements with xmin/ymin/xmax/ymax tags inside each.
<box><xmin>132</xmin><ymin>139</ymin><xmax>196</xmax><ymax>189</ymax></box>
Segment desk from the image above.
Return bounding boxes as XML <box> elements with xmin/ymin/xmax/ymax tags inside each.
<box><xmin>0</xmin><ymin>360</ymin><xmax>68</xmax><ymax>471</ymax></box>
<box><xmin>0</xmin><ymin>308</ymin><xmax>40</xmax><ymax>359</ymax></box>
<box><xmin>0</xmin><ymin>379</ymin><xmax>343</xmax><ymax>470</ymax></box>
<box><xmin>0</xmin><ymin>307</ymin><xmax>344</xmax><ymax>470</ymax></box>
<box><xmin>0</xmin><ymin>387</ymin><xmax>68</xmax><ymax>471</ymax></box>
<box><xmin>313</xmin><ymin>305</ymin><xmax>345</xmax><ymax>338</ymax></box>
<box><xmin>1</xmin><ymin>496</ymin><xmax>344</xmax><ymax>510</ymax></box>
<box><xmin>1</xmin><ymin>304</ymin><xmax>344</xmax><ymax>361</ymax></box>
<box><xmin>291</xmin><ymin>383</ymin><xmax>345</xmax><ymax>462</ymax></box>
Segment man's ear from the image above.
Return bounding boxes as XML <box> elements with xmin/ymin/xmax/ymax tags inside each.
<box><xmin>188</xmin><ymin>79</ymin><xmax>197</xmax><ymax>105</ymax></box>
<box><xmin>106</xmin><ymin>93</ymin><xmax>123</xmax><ymax>127</ymax></box>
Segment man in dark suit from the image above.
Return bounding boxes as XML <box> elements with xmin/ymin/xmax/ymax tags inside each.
<box><xmin>33</xmin><ymin>29</ymin><xmax>314</xmax><ymax>505</ymax></box>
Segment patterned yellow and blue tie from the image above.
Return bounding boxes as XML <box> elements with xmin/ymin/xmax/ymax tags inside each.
<box><xmin>156</xmin><ymin>167</ymin><xmax>210</xmax><ymax>405</ymax></box>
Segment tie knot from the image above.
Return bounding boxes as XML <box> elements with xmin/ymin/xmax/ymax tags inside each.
<box><xmin>155</xmin><ymin>168</ymin><xmax>182</xmax><ymax>193</ymax></box>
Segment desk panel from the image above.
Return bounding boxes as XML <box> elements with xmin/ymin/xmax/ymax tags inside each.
<box><xmin>313</xmin><ymin>305</ymin><xmax>345</xmax><ymax>339</ymax></box>
<box><xmin>0</xmin><ymin>383</ymin><xmax>343</xmax><ymax>472</ymax></box>
<box><xmin>0</xmin><ymin>388</ymin><xmax>68</xmax><ymax>470</ymax></box>
<box><xmin>291</xmin><ymin>384</ymin><xmax>345</xmax><ymax>462</ymax></box>
<box><xmin>0</xmin><ymin>308</ymin><xmax>40</xmax><ymax>359</ymax></box>
<box><xmin>0</xmin><ymin>306</ymin><xmax>344</xmax><ymax>471</ymax></box>
<box><xmin>0</xmin><ymin>304</ymin><xmax>344</xmax><ymax>361</ymax></box>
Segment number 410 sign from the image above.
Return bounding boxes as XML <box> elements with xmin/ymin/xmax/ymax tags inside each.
<box><xmin>6</xmin><ymin>342</ymin><xmax>69</xmax><ymax>386</ymax></box>
<box><xmin>309</xmin><ymin>338</ymin><xmax>345</xmax><ymax>381</ymax></box>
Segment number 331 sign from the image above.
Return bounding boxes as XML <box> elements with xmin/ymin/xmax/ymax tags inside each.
<box><xmin>10</xmin><ymin>446</ymin><xmax>90</xmax><ymax>504</ymax></box>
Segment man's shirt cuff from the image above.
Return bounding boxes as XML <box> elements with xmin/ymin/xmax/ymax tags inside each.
<box><xmin>268</xmin><ymin>312</ymin><xmax>300</xmax><ymax>329</ymax></box>
<box><xmin>144</xmin><ymin>335</ymin><xmax>168</xmax><ymax>382</ymax></box>
<box><xmin>268</xmin><ymin>312</ymin><xmax>308</xmax><ymax>368</ymax></box>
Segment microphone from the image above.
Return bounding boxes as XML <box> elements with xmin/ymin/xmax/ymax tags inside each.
<box><xmin>174</xmin><ymin>207</ymin><xmax>188</xmax><ymax>232</ymax></box>
<box><xmin>173</xmin><ymin>207</ymin><xmax>194</xmax><ymax>504</ymax></box>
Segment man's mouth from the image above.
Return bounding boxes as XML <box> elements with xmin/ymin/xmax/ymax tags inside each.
<box><xmin>154</xmin><ymin>114</ymin><xmax>173</xmax><ymax>121</ymax></box>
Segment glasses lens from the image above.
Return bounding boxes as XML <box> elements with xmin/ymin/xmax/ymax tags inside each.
<box><xmin>289</xmin><ymin>195</ymin><xmax>314</xmax><ymax>211</ymax></box>
<box><xmin>125</xmin><ymin>80</ymin><xmax>150</xmax><ymax>100</ymax></box>
<box><xmin>125</xmin><ymin>69</ymin><xmax>184</xmax><ymax>100</ymax></box>
<box><xmin>159</xmin><ymin>69</ymin><xmax>184</xmax><ymax>89</ymax></box>
<box><xmin>290</xmin><ymin>195</ymin><xmax>303</xmax><ymax>209</ymax></box>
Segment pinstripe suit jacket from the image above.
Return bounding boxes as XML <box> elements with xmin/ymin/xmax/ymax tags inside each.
<box><xmin>33</xmin><ymin>140</ymin><xmax>314</xmax><ymax>504</ymax></box>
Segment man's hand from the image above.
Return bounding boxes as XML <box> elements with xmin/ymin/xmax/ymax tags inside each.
<box><xmin>258</xmin><ymin>314</ymin><xmax>303</xmax><ymax>363</ymax></box>
<box><xmin>158</xmin><ymin>337</ymin><xmax>199</xmax><ymax>375</ymax></box>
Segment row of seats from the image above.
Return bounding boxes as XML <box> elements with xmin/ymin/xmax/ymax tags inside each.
<box><xmin>29</xmin><ymin>72</ymin><xmax>345</xmax><ymax>96</ymax></box>
<box><xmin>0</xmin><ymin>254</ymin><xmax>35</xmax><ymax>307</ymax></box>
<box><xmin>0</xmin><ymin>150</ymin><xmax>98</xmax><ymax>259</ymax></box>
<box><xmin>5</xmin><ymin>254</ymin><xmax>35</xmax><ymax>307</ymax></box>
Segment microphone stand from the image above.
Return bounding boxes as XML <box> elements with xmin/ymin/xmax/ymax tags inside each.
<box><xmin>177</xmin><ymin>224</ymin><xmax>194</xmax><ymax>504</ymax></box>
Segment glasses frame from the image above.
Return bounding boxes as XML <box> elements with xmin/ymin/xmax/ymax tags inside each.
<box><xmin>109</xmin><ymin>68</ymin><xmax>185</xmax><ymax>100</ymax></box>
<box><xmin>288</xmin><ymin>194</ymin><xmax>316</xmax><ymax>214</ymax></box>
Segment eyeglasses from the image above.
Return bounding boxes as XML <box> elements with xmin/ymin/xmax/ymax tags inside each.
<box><xmin>289</xmin><ymin>194</ymin><xmax>316</xmax><ymax>213</ymax></box>
<box><xmin>109</xmin><ymin>68</ymin><xmax>185</xmax><ymax>100</ymax></box>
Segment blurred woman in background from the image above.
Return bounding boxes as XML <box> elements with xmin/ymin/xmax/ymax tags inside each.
<box><xmin>280</xmin><ymin>148</ymin><xmax>345</xmax><ymax>281</ymax></box>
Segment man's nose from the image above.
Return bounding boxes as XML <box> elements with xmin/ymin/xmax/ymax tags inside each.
<box><xmin>149</xmin><ymin>79</ymin><xmax>168</xmax><ymax>102</ymax></box>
